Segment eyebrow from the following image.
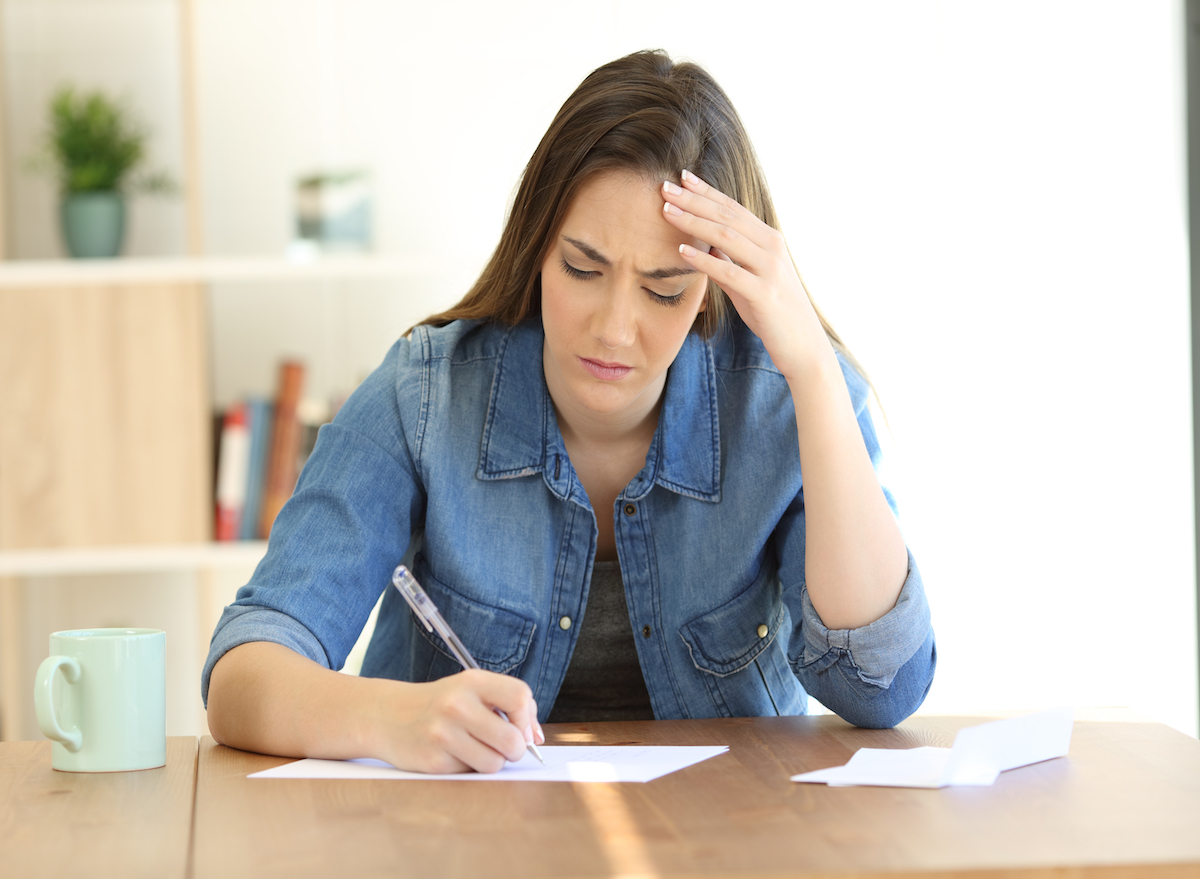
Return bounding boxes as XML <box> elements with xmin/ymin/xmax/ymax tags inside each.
<box><xmin>562</xmin><ymin>236</ymin><xmax>697</xmax><ymax>281</ymax></box>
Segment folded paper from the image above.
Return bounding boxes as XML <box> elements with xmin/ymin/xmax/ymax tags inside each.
<box><xmin>791</xmin><ymin>707</ymin><xmax>1073</xmax><ymax>788</ymax></box>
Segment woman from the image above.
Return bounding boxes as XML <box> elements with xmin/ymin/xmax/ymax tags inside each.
<box><xmin>204</xmin><ymin>50</ymin><xmax>935</xmax><ymax>774</ymax></box>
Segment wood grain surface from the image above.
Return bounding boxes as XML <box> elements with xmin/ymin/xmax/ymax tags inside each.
<box><xmin>190</xmin><ymin>714</ymin><xmax>1200</xmax><ymax>879</ymax></box>
<box><xmin>0</xmin><ymin>736</ymin><xmax>197</xmax><ymax>879</ymax></box>
<box><xmin>0</xmin><ymin>283</ymin><xmax>210</xmax><ymax>550</ymax></box>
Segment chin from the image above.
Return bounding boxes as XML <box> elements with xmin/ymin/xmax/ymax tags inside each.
<box><xmin>571</xmin><ymin>384</ymin><xmax>637</xmax><ymax>415</ymax></box>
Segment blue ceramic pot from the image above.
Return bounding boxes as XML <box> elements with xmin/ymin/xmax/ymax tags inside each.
<box><xmin>61</xmin><ymin>192</ymin><xmax>126</xmax><ymax>258</ymax></box>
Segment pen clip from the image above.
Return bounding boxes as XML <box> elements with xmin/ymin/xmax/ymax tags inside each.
<box><xmin>392</xmin><ymin>565</ymin><xmax>435</xmax><ymax>633</ymax></box>
<box><xmin>390</xmin><ymin>564</ymin><xmax>482</xmax><ymax>672</ymax></box>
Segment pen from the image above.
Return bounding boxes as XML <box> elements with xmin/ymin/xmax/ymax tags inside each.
<box><xmin>392</xmin><ymin>564</ymin><xmax>545</xmax><ymax>765</ymax></box>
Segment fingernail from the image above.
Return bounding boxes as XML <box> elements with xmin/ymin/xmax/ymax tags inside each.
<box><xmin>662</xmin><ymin>180</ymin><xmax>682</xmax><ymax>195</ymax></box>
<box><xmin>663</xmin><ymin>201</ymin><xmax>683</xmax><ymax>216</ymax></box>
<box><xmin>525</xmin><ymin>725</ymin><xmax>535</xmax><ymax>744</ymax></box>
<box><xmin>682</xmin><ymin>169</ymin><xmax>699</xmax><ymax>184</ymax></box>
<box><xmin>679</xmin><ymin>243</ymin><xmax>698</xmax><ymax>257</ymax></box>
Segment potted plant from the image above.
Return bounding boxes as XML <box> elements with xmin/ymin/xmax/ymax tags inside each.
<box><xmin>38</xmin><ymin>86</ymin><xmax>174</xmax><ymax>258</ymax></box>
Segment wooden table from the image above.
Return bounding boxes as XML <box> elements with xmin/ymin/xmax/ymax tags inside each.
<box><xmin>190</xmin><ymin>713</ymin><xmax>1200</xmax><ymax>878</ymax></box>
<box><xmin>0</xmin><ymin>736</ymin><xmax>197</xmax><ymax>879</ymax></box>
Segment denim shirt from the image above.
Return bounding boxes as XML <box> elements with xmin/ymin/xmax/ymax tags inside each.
<box><xmin>202</xmin><ymin>318</ymin><xmax>935</xmax><ymax>728</ymax></box>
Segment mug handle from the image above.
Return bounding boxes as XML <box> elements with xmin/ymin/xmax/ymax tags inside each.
<box><xmin>34</xmin><ymin>655</ymin><xmax>83</xmax><ymax>752</ymax></box>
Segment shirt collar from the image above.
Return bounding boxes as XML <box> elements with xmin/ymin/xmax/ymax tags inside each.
<box><xmin>477</xmin><ymin>321</ymin><xmax>721</xmax><ymax>503</ymax></box>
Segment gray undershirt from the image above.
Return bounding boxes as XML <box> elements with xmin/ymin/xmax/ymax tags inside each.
<box><xmin>547</xmin><ymin>560</ymin><xmax>655</xmax><ymax>722</ymax></box>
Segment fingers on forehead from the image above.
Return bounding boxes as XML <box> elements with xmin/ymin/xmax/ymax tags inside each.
<box><xmin>681</xmin><ymin>175</ymin><xmax>748</xmax><ymax>223</ymax></box>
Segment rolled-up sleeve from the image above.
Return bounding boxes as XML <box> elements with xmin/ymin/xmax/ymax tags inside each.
<box><xmin>201</xmin><ymin>606</ymin><xmax>330</xmax><ymax>704</ymax></box>
<box><xmin>799</xmin><ymin>549</ymin><xmax>930</xmax><ymax>688</ymax></box>
<box><xmin>795</xmin><ymin>550</ymin><xmax>936</xmax><ymax>728</ymax></box>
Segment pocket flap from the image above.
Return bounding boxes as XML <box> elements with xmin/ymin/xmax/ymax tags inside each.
<box><xmin>410</xmin><ymin>558</ymin><xmax>536</xmax><ymax>675</ymax></box>
<box><xmin>679</xmin><ymin>570</ymin><xmax>785</xmax><ymax>677</ymax></box>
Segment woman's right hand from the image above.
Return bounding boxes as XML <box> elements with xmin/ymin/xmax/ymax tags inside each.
<box><xmin>374</xmin><ymin>668</ymin><xmax>544</xmax><ymax>774</ymax></box>
<box><xmin>207</xmin><ymin>642</ymin><xmax>543</xmax><ymax>774</ymax></box>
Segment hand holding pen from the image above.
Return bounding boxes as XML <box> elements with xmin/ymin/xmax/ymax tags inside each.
<box><xmin>392</xmin><ymin>565</ymin><xmax>545</xmax><ymax>766</ymax></box>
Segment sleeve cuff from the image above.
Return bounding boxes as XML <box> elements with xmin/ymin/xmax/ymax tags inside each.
<box><xmin>799</xmin><ymin>549</ymin><xmax>932</xmax><ymax>688</ymax></box>
<box><xmin>200</xmin><ymin>605</ymin><xmax>333</xmax><ymax>707</ymax></box>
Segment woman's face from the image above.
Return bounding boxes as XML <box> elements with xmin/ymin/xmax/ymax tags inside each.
<box><xmin>540</xmin><ymin>170</ymin><xmax>710</xmax><ymax>431</ymax></box>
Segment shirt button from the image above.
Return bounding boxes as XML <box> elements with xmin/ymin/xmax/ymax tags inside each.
<box><xmin>559</xmin><ymin>616</ymin><xmax>572</xmax><ymax>630</ymax></box>
<box><xmin>642</xmin><ymin>625</ymin><xmax>652</xmax><ymax>638</ymax></box>
<box><xmin>757</xmin><ymin>624</ymin><xmax>769</xmax><ymax>639</ymax></box>
<box><xmin>624</xmin><ymin>503</ymin><xmax>637</xmax><ymax>516</ymax></box>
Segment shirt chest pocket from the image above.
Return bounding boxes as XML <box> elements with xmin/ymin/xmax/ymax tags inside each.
<box><xmin>409</xmin><ymin>556</ymin><xmax>537</xmax><ymax>680</ymax></box>
<box><xmin>678</xmin><ymin>566</ymin><xmax>804</xmax><ymax>717</ymax></box>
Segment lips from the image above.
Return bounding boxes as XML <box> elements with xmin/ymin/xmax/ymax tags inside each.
<box><xmin>578</xmin><ymin>356</ymin><xmax>632</xmax><ymax>381</ymax></box>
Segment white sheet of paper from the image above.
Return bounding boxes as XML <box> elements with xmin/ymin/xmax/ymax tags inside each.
<box><xmin>791</xmin><ymin>707</ymin><xmax>1074</xmax><ymax>788</ymax></box>
<box><xmin>248</xmin><ymin>745</ymin><xmax>729</xmax><ymax>783</ymax></box>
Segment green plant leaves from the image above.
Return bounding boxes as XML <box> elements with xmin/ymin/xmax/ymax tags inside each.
<box><xmin>45</xmin><ymin>86</ymin><xmax>174</xmax><ymax>195</ymax></box>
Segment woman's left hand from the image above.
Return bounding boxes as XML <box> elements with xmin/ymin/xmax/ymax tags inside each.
<box><xmin>663</xmin><ymin>170</ymin><xmax>909</xmax><ymax>631</ymax></box>
<box><xmin>661</xmin><ymin>170</ymin><xmax>831</xmax><ymax>381</ymax></box>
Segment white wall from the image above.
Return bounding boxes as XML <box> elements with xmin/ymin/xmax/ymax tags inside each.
<box><xmin>3</xmin><ymin>0</ymin><xmax>1196</xmax><ymax>736</ymax></box>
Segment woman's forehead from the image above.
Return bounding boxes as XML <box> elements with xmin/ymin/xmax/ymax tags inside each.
<box><xmin>557</xmin><ymin>170</ymin><xmax>705</xmax><ymax>268</ymax></box>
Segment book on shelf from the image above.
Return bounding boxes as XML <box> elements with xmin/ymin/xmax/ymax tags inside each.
<box><xmin>213</xmin><ymin>360</ymin><xmax>346</xmax><ymax>542</ymax></box>
<box><xmin>214</xmin><ymin>403</ymin><xmax>250</xmax><ymax>541</ymax></box>
<box><xmin>259</xmin><ymin>360</ymin><xmax>306</xmax><ymax>539</ymax></box>
<box><xmin>240</xmin><ymin>397</ymin><xmax>273</xmax><ymax>540</ymax></box>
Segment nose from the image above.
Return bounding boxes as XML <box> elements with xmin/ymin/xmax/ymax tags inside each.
<box><xmin>592</xmin><ymin>284</ymin><xmax>636</xmax><ymax>350</ymax></box>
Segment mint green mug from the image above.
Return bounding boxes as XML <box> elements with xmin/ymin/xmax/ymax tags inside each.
<box><xmin>34</xmin><ymin>628</ymin><xmax>166</xmax><ymax>772</ymax></box>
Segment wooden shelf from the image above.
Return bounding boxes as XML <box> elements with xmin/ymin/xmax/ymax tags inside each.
<box><xmin>0</xmin><ymin>254</ymin><xmax>439</xmax><ymax>288</ymax></box>
<box><xmin>0</xmin><ymin>541</ymin><xmax>268</xmax><ymax>577</ymax></box>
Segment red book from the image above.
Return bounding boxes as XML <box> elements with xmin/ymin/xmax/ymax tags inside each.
<box><xmin>258</xmin><ymin>361</ymin><xmax>306</xmax><ymax>538</ymax></box>
<box><xmin>214</xmin><ymin>402</ymin><xmax>250</xmax><ymax>541</ymax></box>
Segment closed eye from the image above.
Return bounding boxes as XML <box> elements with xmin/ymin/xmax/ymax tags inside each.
<box><xmin>560</xmin><ymin>259</ymin><xmax>595</xmax><ymax>280</ymax></box>
<box><xmin>648</xmin><ymin>290</ymin><xmax>685</xmax><ymax>308</ymax></box>
<box><xmin>562</xmin><ymin>257</ymin><xmax>686</xmax><ymax>308</ymax></box>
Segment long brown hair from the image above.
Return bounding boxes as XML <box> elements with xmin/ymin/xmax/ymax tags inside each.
<box><xmin>418</xmin><ymin>49</ymin><xmax>858</xmax><ymax>369</ymax></box>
